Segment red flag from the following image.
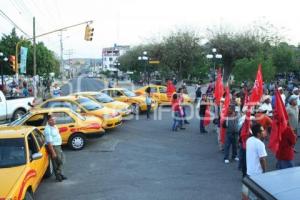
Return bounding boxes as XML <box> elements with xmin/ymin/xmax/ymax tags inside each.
<box><xmin>220</xmin><ymin>86</ymin><xmax>230</xmax><ymax>144</ymax></box>
<box><xmin>268</xmin><ymin>89</ymin><xmax>289</xmax><ymax>154</ymax></box>
<box><xmin>250</xmin><ymin>64</ymin><xmax>263</xmax><ymax>103</ymax></box>
<box><xmin>166</xmin><ymin>80</ymin><xmax>176</xmax><ymax>100</ymax></box>
<box><xmin>204</xmin><ymin>105</ymin><xmax>211</xmax><ymax>126</ymax></box>
<box><xmin>214</xmin><ymin>69</ymin><xmax>224</xmax><ymax>105</ymax></box>
<box><xmin>240</xmin><ymin>106</ymin><xmax>252</xmax><ymax>149</ymax></box>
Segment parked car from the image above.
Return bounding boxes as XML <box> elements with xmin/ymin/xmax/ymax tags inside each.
<box><xmin>0</xmin><ymin>126</ymin><xmax>52</xmax><ymax>200</ymax></box>
<box><xmin>9</xmin><ymin>108</ymin><xmax>104</xmax><ymax>150</ymax></box>
<box><xmin>37</xmin><ymin>96</ymin><xmax>122</xmax><ymax>129</ymax></box>
<box><xmin>242</xmin><ymin>167</ymin><xmax>300</xmax><ymax>200</ymax></box>
<box><xmin>101</xmin><ymin>88</ymin><xmax>158</xmax><ymax>114</ymax></box>
<box><xmin>0</xmin><ymin>90</ymin><xmax>35</xmax><ymax>123</ymax></box>
<box><xmin>134</xmin><ymin>85</ymin><xmax>192</xmax><ymax>105</ymax></box>
<box><xmin>72</xmin><ymin>92</ymin><xmax>132</xmax><ymax>117</ymax></box>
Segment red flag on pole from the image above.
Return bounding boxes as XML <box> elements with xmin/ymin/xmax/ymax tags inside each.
<box><xmin>250</xmin><ymin>64</ymin><xmax>263</xmax><ymax>103</ymax></box>
<box><xmin>214</xmin><ymin>68</ymin><xmax>224</xmax><ymax>106</ymax></box>
<box><xmin>167</xmin><ymin>80</ymin><xmax>176</xmax><ymax>100</ymax></box>
<box><xmin>268</xmin><ymin>89</ymin><xmax>289</xmax><ymax>154</ymax></box>
<box><xmin>240</xmin><ymin>105</ymin><xmax>252</xmax><ymax>149</ymax></box>
<box><xmin>220</xmin><ymin>86</ymin><xmax>230</xmax><ymax>144</ymax></box>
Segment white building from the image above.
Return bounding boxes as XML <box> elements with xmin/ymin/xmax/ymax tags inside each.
<box><xmin>102</xmin><ymin>44</ymin><xmax>130</xmax><ymax>71</ymax></box>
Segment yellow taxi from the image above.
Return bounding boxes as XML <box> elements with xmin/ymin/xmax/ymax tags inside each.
<box><xmin>73</xmin><ymin>92</ymin><xmax>132</xmax><ymax>117</ymax></box>
<box><xmin>37</xmin><ymin>95</ymin><xmax>122</xmax><ymax>129</ymax></box>
<box><xmin>101</xmin><ymin>88</ymin><xmax>157</xmax><ymax>114</ymax></box>
<box><xmin>0</xmin><ymin>126</ymin><xmax>52</xmax><ymax>200</ymax></box>
<box><xmin>135</xmin><ymin>84</ymin><xmax>192</xmax><ymax>105</ymax></box>
<box><xmin>10</xmin><ymin>108</ymin><xmax>105</xmax><ymax>150</ymax></box>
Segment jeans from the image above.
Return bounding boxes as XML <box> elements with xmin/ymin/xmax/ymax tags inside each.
<box><xmin>239</xmin><ymin>147</ymin><xmax>247</xmax><ymax>177</ymax></box>
<box><xmin>200</xmin><ymin>117</ymin><xmax>205</xmax><ymax>132</ymax></box>
<box><xmin>146</xmin><ymin>105</ymin><xmax>151</xmax><ymax>119</ymax></box>
<box><xmin>224</xmin><ymin>133</ymin><xmax>238</xmax><ymax>160</ymax></box>
<box><xmin>172</xmin><ymin>111</ymin><xmax>180</xmax><ymax>131</ymax></box>
<box><xmin>277</xmin><ymin>160</ymin><xmax>294</xmax><ymax>169</ymax></box>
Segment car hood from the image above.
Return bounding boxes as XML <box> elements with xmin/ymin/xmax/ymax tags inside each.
<box><xmin>0</xmin><ymin>165</ymin><xmax>26</xmax><ymax>198</ymax></box>
<box><xmin>104</xmin><ymin>101</ymin><xmax>129</xmax><ymax>110</ymax></box>
<box><xmin>131</xmin><ymin>96</ymin><xmax>146</xmax><ymax>103</ymax></box>
<box><xmin>89</xmin><ymin>106</ymin><xmax>117</xmax><ymax>116</ymax></box>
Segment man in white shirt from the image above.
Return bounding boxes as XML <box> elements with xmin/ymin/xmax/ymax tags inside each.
<box><xmin>44</xmin><ymin>114</ymin><xmax>67</xmax><ymax>182</ymax></box>
<box><xmin>246</xmin><ymin>124</ymin><xmax>267</xmax><ymax>176</ymax></box>
<box><xmin>278</xmin><ymin>87</ymin><xmax>286</xmax><ymax>104</ymax></box>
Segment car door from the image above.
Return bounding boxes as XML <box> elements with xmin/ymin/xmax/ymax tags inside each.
<box><xmin>26</xmin><ymin>132</ymin><xmax>45</xmax><ymax>191</ymax></box>
<box><xmin>32</xmin><ymin>129</ymin><xmax>48</xmax><ymax>183</ymax></box>
<box><xmin>0</xmin><ymin>94</ymin><xmax>7</xmax><ymax>121</ymax></box>
<box><xmin>24</xmin><ymin>113</ymin><xmax>47</xmax><ymax>132</ymax></box>
<box><xmin>112</xmin><ymin>90</ymin><xmax>129</xmax><ymax>102</ymax></box>
<box><xmin>158</xmin><ymin>86</ymin><xmax>169</xmax><ymax>102</ymax></box>
<box><xmin>51</xmin><ymin>112</ymin><xmax>76</xmax><ymax>144</ymax></box>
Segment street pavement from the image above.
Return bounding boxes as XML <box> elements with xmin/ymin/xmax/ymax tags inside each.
<box><xmin>35</xmin><ymin>77</ymin><xmax>300</xmax><ymax>200</ymax></box>
<box><xmin>60</xmin><ymin>76</ymin><xmax>105</xmax><ymax>95</ymax></box>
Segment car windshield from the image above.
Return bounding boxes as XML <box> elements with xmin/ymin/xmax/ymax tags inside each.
<box><xmin>10</xmin><ymin>113</ymin><xmax>31</xmax><ymax>126</ymax></box>
<box><xmin>123</xmin><ymin>89</ymin><xmax>136</xmax><ymax>97</ymax></box>
<box><xmin>69</xmin><ymin>109</ymin><xmax>86</xmax><ymax>120</ymax></box>
<box><xmin>0</xmin><ymin>138</ymin><xmax>26</xmax><ymax>168</ymax></box>
<box><xmin>76</xmin><ymin>97</ymin><xmax>103</xmax><ymax>111</ymax></box>
<box><xmin>92</xmin><ymin>93</ymin><xmax>114</xmax><ymax>103</ymax></box>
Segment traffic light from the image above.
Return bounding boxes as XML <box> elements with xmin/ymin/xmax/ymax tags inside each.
<box><xmin>84</xmin><ymin>25</ymin><xmax>94</xmax><ymax>41</ymax></box>
<box><xmin>9</xmin><ymin>55</ymin><xmax>16</xmax><ymax>72</ymax></box>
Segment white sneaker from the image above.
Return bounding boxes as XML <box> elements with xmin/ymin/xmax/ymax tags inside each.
<box><xmin>224</xmin><ymin>159</ymin><xmax>230</xmax><ymax>164</ymax></box>
<box><xmin>234</xmin><ymin>157</ymin><xmax>239</xmax><ymax>161</ymax></box>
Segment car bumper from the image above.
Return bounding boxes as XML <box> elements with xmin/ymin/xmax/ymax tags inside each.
<box><xmin>103</xmin><ymin>115</ymin><xmax>123</xmax><ymax>129</ymax></box>
<box><xmin>140</xmin><ymin>103</ymin><xmax>158</xmax><ymax>111</ymax></box>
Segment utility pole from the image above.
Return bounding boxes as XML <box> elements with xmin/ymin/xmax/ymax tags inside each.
<box><xmin>59</xmin><ymin>31</ymin><xmax>64</xmax><ymax>79</ymax></box>
<box><xmin>33</xmin><ymin>17</ymin><xmax>36</xmax><ymax>76</ymax></box>
<box><xmin>33</xmin><ymin>17</ymin><xmax>37</xmax><ymax>98</ymax></box>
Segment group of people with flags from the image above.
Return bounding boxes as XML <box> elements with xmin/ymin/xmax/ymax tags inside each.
<box><xmin>211</xmin><ymin>64</ymin><xmax>298</xmax><ymax>177</ymax></box>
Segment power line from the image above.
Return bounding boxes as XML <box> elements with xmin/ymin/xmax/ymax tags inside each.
<box><xmin>0</xmin><ymin>9</ymin><xmax>30</xmax><ymax>37</ymax></box>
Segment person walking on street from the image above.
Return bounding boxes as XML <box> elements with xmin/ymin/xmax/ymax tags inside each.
<box><xmin>51</xmin><ymin>83</ymin><xmax>62</xmax><ymax>98</ymax></box>
<box><xmin>286</xmin><ymin>95</ymin><xmax>299</xmax><ymax>133</ymax></box>
<box><xmin>223</xmin><ymin>105</ymin><xmax>239</xmax><ymax>163</ymax></box>
<box><xmin>44</xmin><ymin>114</ymin><xmax>67</xmax><ymax>182</ymax></box>
<box><xmin>171</xmin><ymin>93</ymin><xmax>181</xmax><ymax>131</ymax></box>
<box><xmin>178</xmin><ymin>88</ymin><xmax>189</xmax><ymax>125</ymax></box>
<box><xmin>195</xmin><ymin>84</ymin><xmax>202</xmax><ymax>106</ymax></box>
<box><xmin>145</xmin><ymin>88</ymin><xmax>152</xmax><ymax>119</ymax></box>
<box><xmin>276</xmin><ymin>126</ymin><xmax>297</xmax><ymax>169</ymax></box>
<box><xmin>199</xmin><ymin>94</ymin><xmax>208</xmax><ymax>134</ymax></box>
<box><xmin>246</xmin><ymin>124</ymin><xmax>267</xmax><ymax>177</ymax></box>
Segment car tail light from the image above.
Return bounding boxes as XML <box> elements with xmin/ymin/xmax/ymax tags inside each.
<box><xmin>86</xmin><ymin>123</ymin><xmax>101</xmax><ymax>130</ymax></box>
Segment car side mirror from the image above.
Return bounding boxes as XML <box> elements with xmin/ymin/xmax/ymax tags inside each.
<box><xmin>31</xmin><ymin>152</ymin><xmax>43</xmax><ymax>161</ymax></box>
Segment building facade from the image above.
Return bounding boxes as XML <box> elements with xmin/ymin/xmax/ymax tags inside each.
<box><xmin>102</xmin><ymin>44</ymin><xmax>130</xmax><ymax>71</ymax></box>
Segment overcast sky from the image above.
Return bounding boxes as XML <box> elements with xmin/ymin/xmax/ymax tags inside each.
<box><xmin>0</xmin><ymin>0</ymin><xmax>299</xmax><ymax>59</ymax></box>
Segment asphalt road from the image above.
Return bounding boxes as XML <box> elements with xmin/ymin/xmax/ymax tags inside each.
<box><xmin>35</xmin><ymin>78</ymin><xmax>300</xmax><ymax>200</ymax></box>
<box><xmin>60</xmin><ymin>76</ymin><xmax>105</xmax><ymax>95</ymax></box>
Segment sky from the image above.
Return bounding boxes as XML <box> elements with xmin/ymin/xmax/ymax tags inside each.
<box><xmin>0</xmin><ymin>0</ymin><xmax>300</xmax><ymax>59</ymax></box>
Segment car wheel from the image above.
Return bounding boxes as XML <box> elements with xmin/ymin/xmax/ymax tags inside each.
<box><xmin>131</xmin><ymin>104</ymin><xmax>140</xmax><ymax>115</ymax></box>
<box><xmin>25</xmin><ymin>191</ymin><xmax>34</xmax><ymax>200</ymax></box>
<box><xmin>12</xmin><ymin>109</ymin><xmax>26</xmax><ymax>121</ymax></box>
<box><xmin>68</xmin><ymin>133</ymin><xmax>86</xmax><ymax>150</ymax></box>
<box><xmin>44</xmin><ymin>158</ymin><xmax>53</xmax><ymax>178</ymax></box>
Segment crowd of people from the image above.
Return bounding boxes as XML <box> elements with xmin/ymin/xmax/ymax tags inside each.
<box><xmin>169</xmin><ymin>76</ymin><xmax>299</xmax><ymax>178</ymax></box>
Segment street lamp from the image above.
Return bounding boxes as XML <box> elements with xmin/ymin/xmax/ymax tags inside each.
<box><xmin>138</xmin><ymin>51</ymin><xmax>149</xmax><ymax>85</ymax></box>
<box><xmin>206</xmin><ymin>48</ymin><xmax>222</xmax><ymax>81</ymax></box>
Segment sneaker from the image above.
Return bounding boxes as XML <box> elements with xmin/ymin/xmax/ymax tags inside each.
<box><xmin>61</xmin><ymin>175</ymin><xmax>68</xmax><ymax>180</ymax></box>
<box><xmin>234</xmin><ymin>157</ymin><xmax>239</xmax><ymax>161</ymax></box>
<box><xmin>224</xmin><ymin>159</ymin><xmax>230</xmax><ymax>164</ymax></box>
<box><xmin>180</xmin><ymin>127</ymin><xmax>186</xmax><ymax>130</ymax></box>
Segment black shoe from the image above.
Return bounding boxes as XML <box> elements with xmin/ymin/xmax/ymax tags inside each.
<box><xmin>184</xmin><ymin>121</ymin><xmax>190</xmax><ymax>124</ymax></box>
<box><xmin>180</xmin><ymin>127</ymin><xmax>186</xmax><ymax>130</ymax></box>
<box><xmin>56</xmin><ymin>175</ymin><xmax>63</xmax><ymax>182</ymax></box>
<box><xmin>61</xmin><ymin>175</ymin><xmax>68</xmax><ymax>180</ymax></box>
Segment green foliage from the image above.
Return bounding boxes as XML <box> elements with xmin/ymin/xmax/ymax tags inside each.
<box><xmin>0</xmin><ymin>28</ymin><xmax>60</xmax><ymax>76</ymax></box>
<box><xmin>233</xmin><ymin>54</ymin><xmax>274</xmax><ymax>83</ymax></box>
<box><xmin>272</xmin><ymin>42</ymin><xmax>297</xmax><ymax>72</ymax></box>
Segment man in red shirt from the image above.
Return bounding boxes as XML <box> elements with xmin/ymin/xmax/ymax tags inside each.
<box><xmin>276</xmin><ymin>126</ymin><xmax>297</xmax><ymax>169</ymax></box>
